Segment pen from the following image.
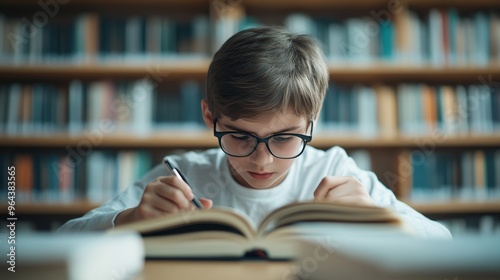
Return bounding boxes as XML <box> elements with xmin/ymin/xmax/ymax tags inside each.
<box><xmin>163</xmin><ymin>159</ymin><xmax>203</xmax><ymax>209</ymax></box>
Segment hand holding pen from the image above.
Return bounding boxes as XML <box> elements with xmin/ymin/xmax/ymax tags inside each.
<box><xmin>114</xmin><ymin>159</ymin><xmax>212</xmax><ymax>226</ymax></box>
<box><xmin>163</xmin><ymin>159</ymin><xmax>203</xmax><ymax>209</ymax></box>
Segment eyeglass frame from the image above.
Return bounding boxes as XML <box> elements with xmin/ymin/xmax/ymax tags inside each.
<box><xmin>213</xmin><ymin>118</ymin><xmax>313</xmax><ymax>159</ymax></box>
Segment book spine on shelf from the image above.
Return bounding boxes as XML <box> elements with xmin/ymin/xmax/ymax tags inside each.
<box><xmin>2</xmin><ymin>9</ymin><xmax>500</xmax><ymax>64</ymax></box>
<box><xmin>408</xmin><ymin>148</ymin><xmax>500</xmax><ymax>202</ymax></box>
<box><xmin>317</xmin><ymin>83</ymin><xmax>500</xmax><ymax>136</ymax></box>
<box><xmin>0</xmin><ymin>150</ymin><xmax>153</xmax><ymax>204</ymax></box>
<box><xmin>0</xmin><ymin>79</ymin><xmax>211</xmax><ymax>135</ymax></box>
<box><xmin>280</xmin><ymin>10</ymin><xmax>500</xmax><ymax>65</ymax></box>
<box><xmin>0</xmin><ymin>13</ymin><xmax>213</xmax><ymax>62</ymax></box>
<box><xmin>1</xmin><ymin>81</ymin><xmax>498</xmax><ymax>137</ymax></box>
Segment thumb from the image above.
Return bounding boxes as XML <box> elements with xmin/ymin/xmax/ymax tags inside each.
<box><xmin>198</xmin><ymin>198</ymin><xmax>213</xmax><ymax>209</ymax></box>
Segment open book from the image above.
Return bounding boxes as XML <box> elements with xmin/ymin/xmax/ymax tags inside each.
<box><xmin>111</xmin><ymin>201</ymin><xmax>412</xmax><ymax>260</ymax></box>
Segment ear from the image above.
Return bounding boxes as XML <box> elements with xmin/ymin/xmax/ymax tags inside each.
<box><xmin>201</xmin><ymin>99</ymin><xmax>214</xmax><ymax>128</ymax></box>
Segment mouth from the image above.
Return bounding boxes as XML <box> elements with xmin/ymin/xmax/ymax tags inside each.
<box><xmin>248</xmin><ymin>171</ymin><xmax>274</xmax><ymax>180</ymax></box>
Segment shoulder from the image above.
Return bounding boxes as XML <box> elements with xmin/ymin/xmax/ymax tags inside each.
<box><xmin>297</xmin><ymin>145</ymin><xmax>359</xmax><ymax>176</ymax></box>
<box><xmin>163</xmin><ymin>148</ymin><xmax>225</xmax><ymax>172</ymax></box>
<box><xmin>300</xmin><ymin>145</ymin><xmax>350</xmax><ymax>165</ymax></box>
<box><xmin>134</xmin><ymin>149</ymin><xmax>224</xmax><ymax>188</ymax></box>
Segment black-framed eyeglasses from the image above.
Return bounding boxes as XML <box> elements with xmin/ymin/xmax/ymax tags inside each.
<box><xmin>213</xmin><ymin>119</ymin><xmax>313</xmax><ymax>159</ymax></box>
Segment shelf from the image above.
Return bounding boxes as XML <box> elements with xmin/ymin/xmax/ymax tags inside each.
<box><xmin>243</xmin><ymin>0</ymin><xmax>500</xmax><ymax>9</ymax></box>
<box><xmin>1</xmin><ymin>133</ymin><xmax>500</xmax><ymax>149</ymax></box>
<box><xmin>0</xmin><ymin>60</ymin><xmax>211</xmax><ymax>81</ymax></box>
<box><xmin>0</xmin><ymin>0</ymin><xmax>208</xmax><ymax>9</ymax></box>
<box><xmin>327</xmin><ymin>64</ymin><xmax>500</xmax><ymax>83</ymax></box>
<box><xmin>2</xmin><ymin>0</ymin><xmax>500</xmax><ymax>9</ymax></box>
<box><xmin>0</xmin><ymin>131</ymin><xmax>218</xmax><ymax>148</ymax></box>
<box><xmin>408</xmin><ymin>201</ymin><xmax>500</xmax><ymax>215</ymax></box>
<box><xmin>1</xmin><ymin>63</ymin><xmax>500</xmax><ymax>83</ymax></box>
<box><xmin>6</xmin><ymin>201</ymin><xmax>101</xmax><ymax>215</ymax></box>
<box><xmin>311</xmin><ymin>133</ymin><xmax>500</xmax><ymax>149</ymax></box>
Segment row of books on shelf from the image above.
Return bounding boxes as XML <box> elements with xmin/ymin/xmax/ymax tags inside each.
<box><xmin>0</xmin><ymin>80</ymin><xmax>205</xmax><ymax>135</ymax></box>
<box><xmin>323</xmin><ymin>83</ymin><xmax>500</xmax><ymax>136</ymax></box>
<box><xmin>0</xmin><ymin>151</ymin><xmax>152</xmax><ymax>203</ymax></box>
<box><xmin>409</xmin><ymin>149</ymin><xmax>500</xmax><ymax>202</ymax></box>
<box><xmin>296</xmin><ymin>9</ymin><xmax>498</xmax><ymax>65</ymax></box>
<box><xmin>394</xmin><ymin>84</ymin><xmax>500</xmax><ymax>135</ymax></box>
<box><xmin>440</xmin><ymin>216</ymin><xmax>500</xmax><ymax>236</ymax></box>
<box><xmin>1</xmin><ymin>81</ymin><xmax>499</xmax><ymax>136</ymax></box>
<box><xmin>1</xmin><ymin>148</ymin><xmax>499</xmax><ymax>204</ymax></box>
<box><xmin>2</xmin><ymin>8</ymin><xmax>499</xmax><ymax>65</ymax></box>
<box><xmin>0</xmin><ymin>13</ymin><xmax>212</xmax><ymax>62</ymax></box>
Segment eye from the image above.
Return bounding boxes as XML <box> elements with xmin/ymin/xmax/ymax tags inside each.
<box><xmin>273</xmin><ymin>136</ymin><xmax>292</xmax><ymax>143</ymax></box>
<box><xmin>230</xmin><ymin>134</ymin><xmax>251</xmax><ymax>141</ymax></box>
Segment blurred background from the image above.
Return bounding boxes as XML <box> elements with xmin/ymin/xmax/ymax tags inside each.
<box><xmin>0</xmin><ymin>0</ymin><xmax>499</xmax><ymax>235</ymax></box>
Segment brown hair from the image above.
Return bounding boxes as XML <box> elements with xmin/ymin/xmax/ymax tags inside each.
<box><xmin>206</xmin><ymin>26</ymin><xmax>329</xmax><ymax>121</ymax></box>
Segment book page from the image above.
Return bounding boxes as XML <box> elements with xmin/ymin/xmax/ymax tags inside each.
<box><xmin>112</xmin><ymin>207</ymin><xmax>257</xmax><ymax>239</ymax></box>
<box><xmin>257</xmin><ymin>201</ymin><xmax>403</xmax><ymax>238</ymax></box>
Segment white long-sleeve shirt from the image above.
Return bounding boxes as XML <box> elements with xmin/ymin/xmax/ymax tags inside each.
<box><xmin>59</xmin><ymin>146</ymin><xmax>451</xmax><ymax>238</ymax></box>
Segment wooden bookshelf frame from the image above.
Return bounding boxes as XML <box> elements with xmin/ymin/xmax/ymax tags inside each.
<box><xmin>1</xmin><ymin>64</ymin><xmax>499</xmax><ymax>83</ymax></box>
<box><xmin>1</xmin><ymin>133</ymin><xmax>500</xmax><ymax>149</ymax></box>
<box><xmin>6</xmin><ymin>201</ymin><xmax>100</xmax><ymax>215</ymax></box>
<box><xmin>408</xmin><ymin>201</ymin><xmax>500</xmax><ymax>215</ymax></box>
<box><xmin>3</xmin><ymin>0</ymin><xmax>500</xmax><ymax>9</ymax></box>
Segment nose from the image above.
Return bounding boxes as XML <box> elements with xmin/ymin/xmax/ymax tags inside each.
<box><xmin>250</xmin><ymin>142</ymin><xmax>273</xmax><ymax>166</ymax></box>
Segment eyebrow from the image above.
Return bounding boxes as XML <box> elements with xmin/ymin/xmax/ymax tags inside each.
<box><xmin>222</xmin><ymin>123</ymin><xmax>304</xmax><ymax>135</ymax></box>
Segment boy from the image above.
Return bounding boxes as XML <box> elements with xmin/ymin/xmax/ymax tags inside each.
<box><xmin>59</xmin><ymin>27</ymin><xmax>450</xmax><ymax>238</ymax></box>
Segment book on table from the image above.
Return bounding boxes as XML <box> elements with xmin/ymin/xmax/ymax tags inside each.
<box><xmin>110</xmin><ymin>201</ymin><xmax>413</xmax><ymax>260</ymax></box>
<box><xmin>0</xmin><ymin>232</ymin><xmax>144</xmax><ymax>280</ymax></box>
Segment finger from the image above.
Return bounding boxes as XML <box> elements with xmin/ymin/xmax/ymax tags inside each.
<box><xmin>155</xmin><ymin>184</ymin><xmax>192</xmax><ymax>209</ymax></box>
<box><xmin>140</xmin><ymin>188</ymin><xmax>183</xmax><ymax>214</ymax></box>
<box><xmin>326</xmin><ymin>195</ymin><xmax>375</xmax><ymax>207</ymax></box>
<box><xmin>135</xmin><ymin>203</ymin><xmax>173</xmax><ymax>219</ymax></box>
<box><xmin>325</xmin><ymin>184</ymin><xmax>354</xmax><ymax>199</ymax></box>
<box><xmin>198</xmin><ymin>198</ymin><xmax>213</xmax><ymax>209</ymax></box>
<box><xmin>326</xmin><ymin>179</ymin><xmax>368</xmax><ymax>199</ymax></box>
<box><xmin>314</xmin><ymin>176</ymin><xmax>350</xmax><ymax>200</ymax></box>
<box><xmin>157</xmin><ymin>176</ymin><xmax>194</xmax><ymax>200</ymax></box>
<box><xmin>148</xmin><ymin>193</ymin><xmax>185</xmax><ymax>213</ymax></box>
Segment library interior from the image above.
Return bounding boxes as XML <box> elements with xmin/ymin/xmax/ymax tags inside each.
<box><xmin>1</xmin><ymin>0</ymin><xmax>500</xmax><ymax>279</ymax></box>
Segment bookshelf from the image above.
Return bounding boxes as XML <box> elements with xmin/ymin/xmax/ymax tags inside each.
<box><xmin>1</xmin><ymin>0</ymin><xmax>499</xmax><ymax>233</ymax></box>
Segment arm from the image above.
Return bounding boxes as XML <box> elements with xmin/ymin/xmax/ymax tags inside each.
<box><xmin>58</xmin><ymin>162</ymin><xmax>212</xmax><ymax>232</ymax></box>
<box><xmin>57</xmin><ymin>179</ymin><xmax>144</xmax><ymax>232</ymax></box>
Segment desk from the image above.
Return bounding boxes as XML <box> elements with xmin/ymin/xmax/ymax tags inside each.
<box><xmin>139</xmin><ymin>235</ymin><xmax>500</xmax><ymax>280</ymax></box>
<box><xmin>142</xmin><ymin>261</ymin><xmax>295</xmax><ymax>280</ymax></box>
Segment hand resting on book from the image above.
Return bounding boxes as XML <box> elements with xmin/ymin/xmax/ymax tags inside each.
<box><xmin>314</xmin><ymin>176</ymin><xmax>375</xmax><ymax>207</ymax></box>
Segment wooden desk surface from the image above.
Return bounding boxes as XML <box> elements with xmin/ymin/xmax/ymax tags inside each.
<box><xmin>142</xmin><ymin>260</ymin><xmax>295</xmax><ymax>280</ymax></box>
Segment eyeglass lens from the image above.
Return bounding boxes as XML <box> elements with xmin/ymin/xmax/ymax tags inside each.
<box><xmin>220</xmin><ymin>133</ymin><xmax>305</xmax><ymax>158</ymax></box>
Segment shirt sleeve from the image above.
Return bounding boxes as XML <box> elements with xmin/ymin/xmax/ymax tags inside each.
<box><xmin>330</xmin><ymin>147</ymin><xmax>452</xmax><ymax>239</ymax></box>
<box><xmin>57</xmin><ymin>164</ymin><xmax>165</xmax><ymax>232</ymax></box>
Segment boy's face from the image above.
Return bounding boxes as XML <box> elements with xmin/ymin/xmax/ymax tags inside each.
<box><xmin>202</xmin><ymin>101</ymin><xmax>310</xmax><ymax>189</ymax></box>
